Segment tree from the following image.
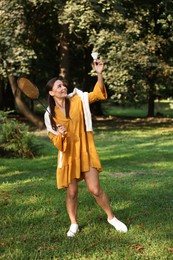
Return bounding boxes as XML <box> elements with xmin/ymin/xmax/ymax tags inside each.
<box><xmin>0</xmin><ymin>0</ymin><xmax>65</xmax><ymax>128</ymax></box>
<box><xmin>1</xmin><ymin>0</ymin><xmax>172</xmax><ymax>124</ymax></box>
<box><xmin>88</xmin><ymin>0</ymin><xmax>173</xmax><ymax>116</ymax></box>
<box><xmin>58</xmin><ymin>0</ymin><xmax>109</xmax><ymax>115</ymax></box>
<box><xmin>0</xmin><ymin>0</ymin><xmax>45</xmax><ymax>128</ymax></box>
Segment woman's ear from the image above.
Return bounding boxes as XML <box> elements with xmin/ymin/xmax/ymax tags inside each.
<box><xmin>49</xmin><ymin>90</ymin><xmax>54</xmax><ymax>96</ymax></box>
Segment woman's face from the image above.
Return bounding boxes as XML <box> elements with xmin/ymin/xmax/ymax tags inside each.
<box><xmin>49</xmin><ymin>80</ymin><xmax>67</xmax><ymax>99</ymax></box>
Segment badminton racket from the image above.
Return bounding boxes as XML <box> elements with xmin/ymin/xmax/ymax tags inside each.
<box><xmin>17</xmin><ymin>77</ymin><xmax>52</xmax><ymax>117</ymax></box>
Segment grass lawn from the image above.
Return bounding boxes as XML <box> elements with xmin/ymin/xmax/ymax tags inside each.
<box><xmin>101</xmin><ymin>99</ymin><xmax>173</xmax><ymax>118</ymax></box>
<box><xmin>1</xmin><ymin>105</ymin><xmax>173</xmax><ymax>259</ymax></box>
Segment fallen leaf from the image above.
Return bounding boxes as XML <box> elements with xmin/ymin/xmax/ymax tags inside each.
<box><xmin>128</xmin><ymin>244</ymin><xmax>144</xmax><ymax>251</ymax></box>
<box><xmin>167</xmin><ymin>248</ymin><xmax>173</xmax><ymax>252</ymax></box>
<box><xmin>106</xmin><ymin>249</ymin><xmax>110</xmax><ymax>255</ymax></box>
<box><xmin>0</xmin><ymin>242</ymin><xmax>8</xmax><ymax>246</ymax></box>
<box><xmin>17</xmin><ymin>190</ymin><xmax>23</xmax><ymax>194</ymax></box>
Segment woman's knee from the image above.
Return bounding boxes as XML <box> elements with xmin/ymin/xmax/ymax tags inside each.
<box><xmin>66</xmin><ymin>180</ymin><xmax>78</xmax><ymax>200</ymax></box>
<box><xmin>67</xmin><ymin>189</ymin><xmax>78</xmax><ymax>200</ymax></box>
<box><xmin>88</xmin><ymin>186</ymin><xmax>103</xmax><ymax>197</ymax></box>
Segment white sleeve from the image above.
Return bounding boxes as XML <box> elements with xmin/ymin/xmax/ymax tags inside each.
<box><xmin>44</xmin><ymin>108</ymin><xmax>59</xmax><ymax>135</ymax></box>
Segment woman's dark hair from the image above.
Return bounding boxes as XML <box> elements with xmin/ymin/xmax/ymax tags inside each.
<box><xmin>45</xmin><ymin>77</ymin><xmax>70</xmax><ymax>131</ymax></box>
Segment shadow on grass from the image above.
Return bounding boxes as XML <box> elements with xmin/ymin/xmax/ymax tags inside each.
<box><xmin>93</xmin><ymin>116</ymin><xmax>173</xmax><ymax>131</ymax></box>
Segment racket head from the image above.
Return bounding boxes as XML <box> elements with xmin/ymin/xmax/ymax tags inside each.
<box><xmin>17</xmin><ymin>77</ymin><xmax>39</xmax><ymax>100</ymax></box>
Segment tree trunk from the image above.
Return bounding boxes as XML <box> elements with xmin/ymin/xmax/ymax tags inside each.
<box><xmin>0</xmin><ymin>75</ymin><xmax>4</xmax><ymax>110</ymax></box>
<box><xmin>7</xmin><ymin>73</ymin><xmax>44</xmax><ymax>129</ymax></box>
<box><xmin>147</xmin><ymin>83</ymin><xmax>155</xmax><ymax>117</ymax></box>
<box><xmin>5</xmin><ymin>80</ymin><xmax>15</xmax><ymax>110</ymax></box>
<box><xmin>82</xmin><ymin>47</ymin><xmax>93</xmax><ymax>91</ymax></box>
<box><xmin>58</xmin><ymin>24</ymin><xmax>69</xmax><ymax>84</ymax></box>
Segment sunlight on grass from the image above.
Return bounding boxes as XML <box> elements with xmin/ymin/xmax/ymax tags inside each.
<box><xmin>102</xmin><ymin>99</ymin><xmax>173</xmax><ymax>118</ymax></box>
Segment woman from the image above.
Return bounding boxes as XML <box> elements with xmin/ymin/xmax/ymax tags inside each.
<box><xmin>44</xmin><ymin>59</ymin><xmax>128</xmax><ymax>237</ymax></box>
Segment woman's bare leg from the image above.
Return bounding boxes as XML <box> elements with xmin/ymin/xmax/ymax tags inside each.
<box><xmin>66</xmin><ymin>179</ymin><xmax>78</xmax><ymax>224</ymax></box>
<box><xmin>83</xmin><ymin>167</ymin><xmax>127</xmax><ymax>233</ymax></box>
<box><xmin>66</xmin><ymin>179</ymin><xmax>79</xmax><ymax>237</ymax></box>
<box><xmin>83</xmin><ymin>167</ymin><xmax>114</xmax><ymax>220</ymax></box>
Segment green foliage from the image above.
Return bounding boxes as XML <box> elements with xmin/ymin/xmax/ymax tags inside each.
<box><xmin>0</xmin><ymin>0</ymin><xmax>173</xmax><ymax>115</ymax></box>
<box><xmin>23</xmin><ymin>0</ymin><xmax>61</xmax><ymax>88</ymax></box>
<box><xmin>0</xmin><ymin>111</ymin><xmax>37</xmax><ymax>158</ymax></box>
<box><xmin>89</xmin><ymin>0</ymin><xmax>173</xmax><ymax>104</ymax></box>
<box><xmin>0</xmin><ymin>0</ymin><xmax>61</xmax><ymax>88</ymax></box>
<box><xmin>58</xmin><ymin>0</ymin><xmax>173</xmax><ymax>107</ymax></box>
<box><xmin>0</xmin><ymin>0</ymin><xmax>37</xmax><ymax>77</ymax></box>
<box><xmin>59</xmin><ymin>0</ymin><xmax>98</xmax><ymax>36</ymax></box>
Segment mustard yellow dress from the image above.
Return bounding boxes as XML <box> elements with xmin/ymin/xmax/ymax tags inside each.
<box><xmin>48</xmin><ymin>82</ymin><xmax>107</xmax><ymax>189</ymax></box>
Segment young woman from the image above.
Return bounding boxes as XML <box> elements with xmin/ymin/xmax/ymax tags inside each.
<box><xmin>44</xmin><ymin>59</ymin><xmax>128</xmax><ymax>237</ymax></box>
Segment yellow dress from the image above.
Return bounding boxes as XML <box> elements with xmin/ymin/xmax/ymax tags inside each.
<box><xmin>48</xmin><ymin>82</ymin><xmax>107</xmax><ymax>189</ymax></box>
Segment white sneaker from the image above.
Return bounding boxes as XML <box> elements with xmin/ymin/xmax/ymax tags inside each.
<box><xmin>67</xmin><ymin>223</ymin><xmax>79</xmax><ymax>237</ymax></box>
<box><xmin>108</xmin><ymin>217</ymin><xmax>128</xmax><ymax>233</ymax></box>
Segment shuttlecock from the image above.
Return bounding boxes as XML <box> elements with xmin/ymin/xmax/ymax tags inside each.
<box><xmin>91</xmin><ymin>52</ymin><xmax>99</xmax><ymax>61</ymax></box>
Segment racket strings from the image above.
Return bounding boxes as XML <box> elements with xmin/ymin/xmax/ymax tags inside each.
<box><xmin>17</xmin><ymin>77</ymin><xmax>54</xmax><ymax>119</ymax></box>
<box><xmin>18</xmin><ymin>78</ymin><xmax>39</xmax><ymax>100</ymax></box>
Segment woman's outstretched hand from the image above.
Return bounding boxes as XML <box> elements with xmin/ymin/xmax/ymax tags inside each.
<box><xmin>93</xmin><ymin>59</ymin><xmax>104</xmax><ymax>74</ymax></box>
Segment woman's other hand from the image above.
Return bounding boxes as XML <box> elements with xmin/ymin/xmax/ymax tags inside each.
<box><xmin>57</xmin><ymin>124</ymin><xmax>67</xmax><ymax>136</ymax></box>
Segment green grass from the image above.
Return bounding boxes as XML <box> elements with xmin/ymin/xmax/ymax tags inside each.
<box><xmin>1</xmin><ymin>120</ymin><xmax>173</xmax><ymax>259</ymax></box>
<box><xmin>102</xmin><ymin>99</ymin><xmax>173</xmax><ymax>118</ymax></box>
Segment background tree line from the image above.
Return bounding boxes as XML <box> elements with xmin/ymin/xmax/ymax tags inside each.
<box><xmin>0</xmin><ymin>0</ymin><xmax>173</xmax><ymax>128</ymax></box>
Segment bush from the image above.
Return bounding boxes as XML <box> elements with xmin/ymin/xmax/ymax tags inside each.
<box><xmin>0</xmin><ymin>111</ymin><xmax>37</xmax><ymax>158</ymax></box>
